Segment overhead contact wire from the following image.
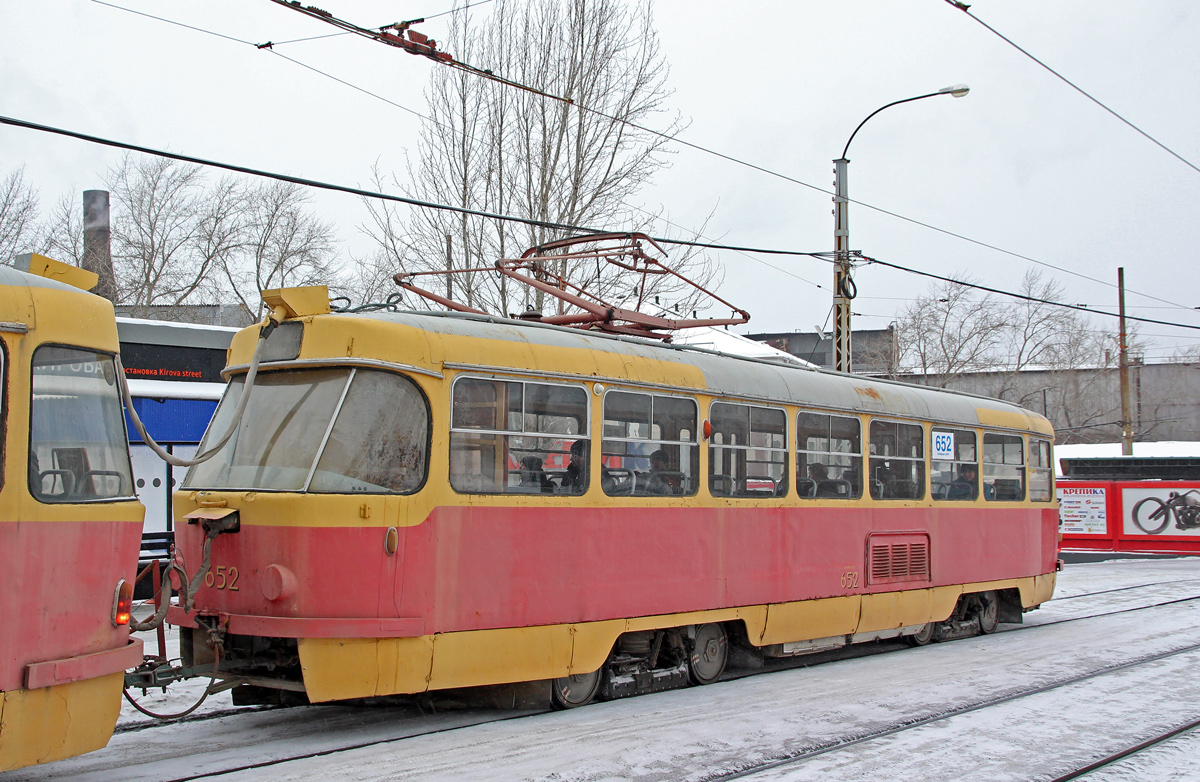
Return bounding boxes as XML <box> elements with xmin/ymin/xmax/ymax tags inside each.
<box><xmin>90</xmin><ymin>0</ymin><xmax>1194</xmax><ymax>313</ymax></box>
<box><xmin>943</xmin><ymin>0</ymin><xmax>1200</xmax><ymax>176</ymax></box>
<box><xmin>862</xmin><ymin>254</ymin><xmax>1200</xmax><ymax>332</ymax></box>
<box><xmin>8</xmin><ymin>111</ymin><xmax>1200</xmax><ymax>333</ymax></box>
<box><xmin>290</xmin><ymin>2</ymin><xmax>1197</xmax><ymax>312</ymax></box>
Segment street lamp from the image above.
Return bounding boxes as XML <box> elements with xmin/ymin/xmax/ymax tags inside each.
<box><xmin>831</xmin><ymin>84</ymin><xmax>969</xmax><ymax>373</ymax></box>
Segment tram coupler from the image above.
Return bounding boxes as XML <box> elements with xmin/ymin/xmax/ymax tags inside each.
<box><xmin>124</xmin><ymin>658</ymin><xmax>210</xmax><ymax>691</ymax></box>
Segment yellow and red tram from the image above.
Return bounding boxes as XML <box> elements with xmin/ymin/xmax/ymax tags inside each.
<box><xmin>167</xmin><ymin>286</ymin><xmax>1058</xmax><ymax>708</ymax></box>
<box><xmin>0</xmin><ymin>257</ymin><xmax>144</xmax><ymax>771</ymax></box>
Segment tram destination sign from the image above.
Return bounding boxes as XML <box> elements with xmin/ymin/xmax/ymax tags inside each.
<box><xmin>119</xmin><ymin>343</ymin><xmax>227</xmax><ymax>384</ymax></box>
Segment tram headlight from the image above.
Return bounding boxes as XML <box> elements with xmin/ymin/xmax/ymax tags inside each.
<box><xmin>112</xmin><ymin>579</ymin><xmax>134</xmax><ymax>627</ymax></box>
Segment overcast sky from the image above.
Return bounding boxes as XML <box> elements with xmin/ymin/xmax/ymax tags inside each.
<box><xmin>2</xmin><ymin>0</ymin><xmax>1198</xmax><ymax>359</ymax></box>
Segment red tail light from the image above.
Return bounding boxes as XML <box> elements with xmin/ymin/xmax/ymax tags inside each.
<box><xmin>112</xmin><ymin>580</ymin><xmax>133</xmax><ymax>626</ymax></box>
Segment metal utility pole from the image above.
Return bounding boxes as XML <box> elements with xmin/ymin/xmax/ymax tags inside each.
<box><xmin>832</xmin><ymin>158</ymin><xmax>853</xmax><ymax>374</ymax></box>
<box><xmin>831</xmin><ymin>84</ymin><xmax>969</xmax><ymax>373</ymax></box>
<box><xmin>1117</xmin><ymin>267</ymin><xmax>1134</xmax><ymax>455</ymax></box>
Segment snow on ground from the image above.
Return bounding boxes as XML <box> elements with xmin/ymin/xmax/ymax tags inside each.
<box><xmin>9</xmin><ymin>557</ymin><xmax>1200</xmax><ymax>782</ymax></box>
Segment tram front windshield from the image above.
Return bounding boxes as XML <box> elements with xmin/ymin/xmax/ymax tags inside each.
<box><xmin>183</xmin><ymin>367</ymin><xmax>428</xmax><ymax>493</ymax></box>
<box><xmin>29</xmin><ymin>345</ymin><xmax>135</xmax><ymax>503</ymax></box>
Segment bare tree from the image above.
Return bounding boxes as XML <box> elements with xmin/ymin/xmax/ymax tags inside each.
<box><xmin>223</xmin><ymin>181</ymin><xmax>336</xmax><ymax>318</ymax></box>
<box><xmin>107</xmin><ymin>154</ymin><xmax>233</xmax><ymax>305</ymax></box>
<box><xmin>895</xmin><ymin>275</ymin><xmax>1005</xmax><ymax>385</ymax></box>
<box><xmin>0</xmin><ymin>167</ymin><xmax>40</xmax><ymax>264</ymax></box>
<box><xmin>37</xmin><ymin>190</ymin><xmax>86</xmax><ymax>268</ymax></box>
<box><xmin>361</xmin><ymin>0</ymin><xmax>713</xmax><ymax>315</ymax></box>
<box><xmin>892</xmin><ymin>270</ymin><xmax>1162</xmax><ymax>443</ymax></box>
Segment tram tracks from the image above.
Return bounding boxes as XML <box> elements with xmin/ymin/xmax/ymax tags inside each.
<box><xmin>703</xmin><ymin>640</ymin><xmax>1200</xmax><ymax>781</ymax></box>
<box><xmin>1051</xmin><ymin>576</ymin><xmax>1200</xmax><ymax>602</ymax></box>
<box><xmin>76</xmin><ymin>582</ymin><xmax>1200</xmax><ymax>782</ymax></box>
<box><xmin>111</xmin><ymin>580</ymin><xmax>1200</xmax><ymax>738</ymax></box>
<box><xmin>109</xmin><ymin>580</ymin><xmax>1200</xmax><ymax>734</ymax></box>
<box><xmin>14</xmin><ymin>575</ymin><xmax>1187</xmax><ymax>780</ymax></box>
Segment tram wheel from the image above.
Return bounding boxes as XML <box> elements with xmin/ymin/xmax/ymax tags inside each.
<box><xmin>977</xmin><ymin>591</ymin><xmax>999</xmax><ymax>635</ymax></box>
<box><xmin>687</xmin><ymin>623</ymin><xmax>728</xmax><ymax>685</ymax></box>
<box><xmin>550</xmin><ymin>668</ymin><xmax>603</xmax><ymax>709</ymax></box>
<box><xmin>907</xmin><ymin>622</ymin><xmax>935</xmax><ymax>646</ymax></box>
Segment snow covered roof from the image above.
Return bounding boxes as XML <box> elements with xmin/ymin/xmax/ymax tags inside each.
<box><xmin>1055</xmin><ymin>441</ymin><xmax>1200</xmax><ymax>475</ymax></box>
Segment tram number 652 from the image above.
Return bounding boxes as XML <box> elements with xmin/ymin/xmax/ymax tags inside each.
<box><xmin>204</xmin><ymin>565</ymin><xmax>240</xmax><ymax>591</ymax></box>
<box><xmin>840</xmin><ymin>570</ymin><xmax>860</xmax><ymax>589</ymax></box>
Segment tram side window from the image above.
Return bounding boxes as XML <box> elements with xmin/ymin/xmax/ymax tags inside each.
<box><xmin>983</xmin><ymin>433</ymin><xmax>1025</xmax><ymax>501</ymax></box>
<box><xmin>29</xmin><ymin>345</ymin><xmax>134</xmax><ymax>503</ymax></box>
<box><xmin>796</xmin><ymin>412</ymin><xmax>861</xmax><ymax>499</ymax></box>
<box><xmin>601</xmin><ymin>392</ymin><xmax>698</xmax><ymax>496</ymax></box>
<box><xmin>1029</xmin><ymin>438</ymin><xmax>1053</xmax><ymax>502</ymax></box>
<box><xmin>709</xmin><ymin>403</ymin><xmax>788</xmax><ymax>498</ymax></box>
<box><xmin>930</xmin><ymin>429</ymin><xmax>978</xmax><ymax>501</ymax></box>
<box><xmin>868</xmin><ymin>420</ymin><xmax>925</xmax><ymax>500</ymax></box>
<box><xmin>449</xmin><ymin>377</ymin><xmax>588</xmax><ymax>495</ymax></box>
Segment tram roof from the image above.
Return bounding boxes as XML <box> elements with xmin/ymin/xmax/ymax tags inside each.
<box><xmin>315</xmin><ymin>309</ymin><xmax>1052</xmax><ymax>435</ymax></box>
<box><xmin>0</xmin><ymin>262</ymin><xmax>88</xmax><ymax>293</ymax></box>
<box><xmin>1</xmin><ymin>263</ymin><xmax>121</xmax><ymax>351</ymax></box>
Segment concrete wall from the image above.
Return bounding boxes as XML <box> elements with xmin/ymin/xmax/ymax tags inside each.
<box><xmin>896</xmin><ymin>362</ymin><xmax>1200</xmax><ymax>445</ymax></box>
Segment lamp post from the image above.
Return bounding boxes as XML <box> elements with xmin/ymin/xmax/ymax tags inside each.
<box><xmin>832</xmin><ymin>84</ymin><xmax>969</xmax><ymax>373</ymax></box>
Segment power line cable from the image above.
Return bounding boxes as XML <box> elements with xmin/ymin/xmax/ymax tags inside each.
<box><xmin>79</xmin><ymin>0</ymin><xmax>834</xmax><ymax>298</ymax></box>
<box><xmin>87</xmin><ymin>0</ymin><xmax>1196</xmax><ymax>315</ymax></box>
<box><xmin>943</xmin><ymin>0</ymin><xmax>1200</xmax><ymax>175</ymax></box>
<box><xmin>267</xmin><ymin>50</ymin><xmax>428</xmax><ymax>121</ymax></box>
<box><xmin>861</xmin><ymin>254</ymin><xmax>1200</xmax><ymax>332</ymax></box>
<box><xmin>0</xmin><ymin>114</ymin><xmax>836</xmax><ymax>264</ymax></box>
<box><xmin>420</xmin><ymin>1</ymin><xmax>496</xmax><ymax>23</ymax></box>
<box><xmin>5</xmin><ymin>111</ymin><xmax>1199</xmax><ymax>339</ymax></box>
<box><xmin>267</xmin><ymin>0</ymin><xmax>496</xmax><ymax>44</ymax></box>
<box><xmin>271</xmin><ymin>1</ymin><xmax>1197</xmax><ymax>312</ymax></box>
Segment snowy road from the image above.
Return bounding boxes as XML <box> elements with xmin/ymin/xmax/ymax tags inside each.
<box><xmin>8</xmin><ymin>557</ymin><xmax>1200</xmax><ymax>782</ymax></box>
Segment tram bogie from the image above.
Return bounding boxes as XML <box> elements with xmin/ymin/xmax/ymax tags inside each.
<box><xmin>159</xmin><ymin>284</ymin><xmax>1059</xmax><ymax>711</ymax></box>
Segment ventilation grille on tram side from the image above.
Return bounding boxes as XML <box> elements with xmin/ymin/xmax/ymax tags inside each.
<box><xmin>867</xmin><ymin>533</ymin><xmax>931</xmax><ymax>585</ymax></box>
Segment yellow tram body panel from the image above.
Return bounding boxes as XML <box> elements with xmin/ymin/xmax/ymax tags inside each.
<box><xmin>0</xmin><ymin>673</ymin><xmax>125</xmax><ymax>772</ymax></box>
<box><xmin>296</xmin><ymin>575</ymin><xmax>1050</xmax><ymax>703</ymax></box>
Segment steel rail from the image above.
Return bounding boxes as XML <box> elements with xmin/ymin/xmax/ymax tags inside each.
<box><xmin>1047</xmin><ymin>717</ymin><xmax>1200</xmax><ymax>781</ymax></box>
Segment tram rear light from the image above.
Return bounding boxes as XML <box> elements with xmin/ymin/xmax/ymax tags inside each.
<box><xmin>112</xmin><ymin>579</ymin><xmax>134</xmax><ymax>627</ymax></box>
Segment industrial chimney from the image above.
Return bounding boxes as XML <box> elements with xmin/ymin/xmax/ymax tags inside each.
<box><xmin>82</xmin><ymin>189</ymin><xmax>117</xmax><ymax>302</ymax></box>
